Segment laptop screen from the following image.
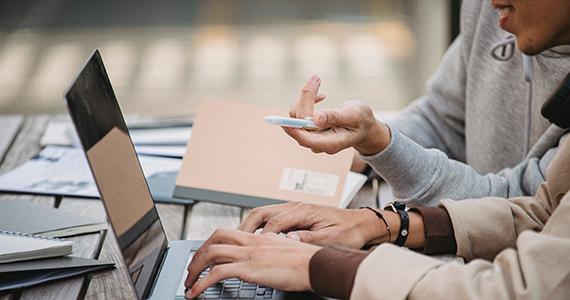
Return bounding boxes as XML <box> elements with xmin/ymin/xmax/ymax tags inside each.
<box><xmin>65</xmin><ymin>50</ymin><xmax>168</xmax><ymax>299</ymax></box>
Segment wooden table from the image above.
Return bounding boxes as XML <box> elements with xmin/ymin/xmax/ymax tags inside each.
<box><xmin>0</xmin><ymin>115</ymin><xmax>381</xmax><ymax>300</ymax></box>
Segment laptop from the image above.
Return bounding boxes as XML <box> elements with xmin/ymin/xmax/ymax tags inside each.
<box><xmin>64</xmin><ymin>50</ymin><xmax>326</xmax><ymax>299</ymax></box>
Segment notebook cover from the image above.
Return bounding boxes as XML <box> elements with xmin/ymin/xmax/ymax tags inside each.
<box><xmin>0</xmin><ymin>256</ymin><xmax>114</xmax><ymax>292</ymax></box>
<box><xmin>175</xmin><ymin>101</ymin><xmax>354</xmax><ymax>208</ymax></box>
<box><xmin>0</xmin><ymin>200</ymin><xmax>105</xmax><ymax>237</ymax></box>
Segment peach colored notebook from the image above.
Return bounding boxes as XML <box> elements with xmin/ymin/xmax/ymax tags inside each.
<box><xmin>174</xmin><ymin>101</ymin><xmax>354</xmax><ymax>208</ymax></box>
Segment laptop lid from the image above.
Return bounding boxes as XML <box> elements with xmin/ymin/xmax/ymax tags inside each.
<box><xmin>65</xmin><ymin>50</ymin><xmax>168</xmax><ymax>299</ymax></box>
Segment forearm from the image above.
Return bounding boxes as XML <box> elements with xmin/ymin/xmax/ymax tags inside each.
<box><xmin>311</xmin><ymin>206</ymin><xmax>457</xmax><ymax>299</ymax></box>
<box><xmin>361</xmin><ymin>128</ymin><xmax>557</xmax><ymax>205</ymax></box>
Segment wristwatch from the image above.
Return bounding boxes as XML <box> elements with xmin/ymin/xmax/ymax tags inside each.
<box><xmin>384</xmin><ymin>201</ymin><xmax>409</xmax><ymax>247</ymax></box>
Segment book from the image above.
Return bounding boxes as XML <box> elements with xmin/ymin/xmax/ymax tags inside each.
<box><xmin>0</xmin><ymin>256</ymin><xmax>114</xmax><ymax>293</ymax></box>
<box><xmin>175</xmin><ymin>101</ymin><xmax>355</xmax><ymax>208</ymax></box>
<box><xmin>0</xmin><ymin>200</ymin><xmax>106</xmax><ymax>237</ymax></box>
<box><xmin>0</xmin><ymin>231</ymin><xmax>73</xmax><ymax>264</ymax></box>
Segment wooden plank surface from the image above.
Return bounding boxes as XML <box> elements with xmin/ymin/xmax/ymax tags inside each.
<box><xmin>80</xmin><ymin>201</ymin><xmax>185</xmax><ymax>300</ymax></box>
<box><xmin>0</xmin><ymin>116</ymin><xmax>57</xmax><ymax>300</ymax></box>
<box><xmin>184</xmin><ymin>202</ymin><xmax>241</xmax><ymax>240</ymax></box>
<box><xmin>0</xmin><ymin>116</ymin><xmax>48</xmax><ymax>174</ymax></box>
<box><xmin>156</xmin><ymin>203</ymin><xmax>185</xmax><ymax>241</ymax></box>
<box><xmin>0</xmin><ymin>116</ymin><xmax>104</xmax><ymax>300</ymax></box>
<box><xmin>85</xmin><ymin>229</ymin><xmax>136</xmax><ymax>300</ymax></box>
<box><xmin>52</xmin><ymin>199</ymin><xmax>133</xmax><ymax>300</ymax></box>
<box><xmin>0</xmin><ymin>115</ymin><xmax>23</xmax><ymax>166</ymax></box>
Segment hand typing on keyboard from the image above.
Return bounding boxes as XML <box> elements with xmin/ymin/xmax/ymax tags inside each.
<box><xmin>184</xmin><ymin>229</ymin><xmax>321</xmax><ymax>299</ymax></box>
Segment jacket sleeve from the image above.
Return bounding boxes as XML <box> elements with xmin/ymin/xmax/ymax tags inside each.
<box><xmin>351</xmin><ymin>193</ymin><xmax>570</xmax><ymax>300</ymax></box>
<box><xmin>351</xmin><ymin>140</ymin><xmax>570</xmax><ymax>300</ymax></box>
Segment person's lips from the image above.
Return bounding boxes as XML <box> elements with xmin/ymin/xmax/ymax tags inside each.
<box><xmin>495</xmin><ymin>5</ymin><xmax>515</xmax><ymax>30</ymax></box>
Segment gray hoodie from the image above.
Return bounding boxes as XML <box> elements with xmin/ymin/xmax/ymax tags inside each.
<box><xmin>361</xmin><ymin>0</ymin><xmax>570</xmax><ymax>206</ymax></box>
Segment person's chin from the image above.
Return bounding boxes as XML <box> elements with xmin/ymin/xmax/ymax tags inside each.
<box><xmin>516</xmin><ymin>34</ymin><xmax>548</xmax><ymax>55</ymax></box>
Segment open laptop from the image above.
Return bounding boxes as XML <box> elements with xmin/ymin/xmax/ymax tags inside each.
<box><xmin>64</xmin><ymin>50</ymin><xmax>325</xmax><ymax>299</ymax></box>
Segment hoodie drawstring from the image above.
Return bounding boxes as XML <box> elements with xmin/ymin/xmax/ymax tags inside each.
<box><xmin>523</xmin><ymin>55</ymin><xmax>534</xmax><ymax>158</ymax></box>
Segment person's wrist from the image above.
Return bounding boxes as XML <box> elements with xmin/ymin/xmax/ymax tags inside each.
<box><xmin>381</xmin><ymin>210</ymin><xmax>425</xmax><ymax>248</ymax></box>
<box><xmin>383</xmin><ymin>211</ymin><xmax>400</xmax><ymax>243</ymax></box>
<box><xmin>405</xmin><ymin>211</ymin><xmax>425</xmax><ymax>249</ymax></box>
<box><xmin>354</xmin><ymin>121</ymin><xmax>391</xmax><ymax>156</ymax></box>
<box><xmin>360</xmin><ymin>209</ymin><xmax>393</xmax><ymax>245</ymax></box>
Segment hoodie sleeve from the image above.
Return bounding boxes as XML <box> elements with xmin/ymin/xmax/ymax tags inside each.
<box><xmin>361</xmin><ymin>129</ymin><xmax>567</xmax><ymax>206</ymax></box>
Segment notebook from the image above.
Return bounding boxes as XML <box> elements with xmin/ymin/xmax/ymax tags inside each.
<box><xmin>175</xmin><ymin>101</ymin><xmax>355</xmax><ymax>208</ymax></box>
<box><xmin>0</xmin><ymin>200</ymin><xmax>106</xmax><ymax>237</ymax></box>
<box><xmin>0</xmin><ymin>231</ymin><xmax>73</xmax><ymax>264</ymax></box>
<box><xmin>0</xmin><ymin>256</ymin><xmax>114</xmax><ymax>293</ymax></box>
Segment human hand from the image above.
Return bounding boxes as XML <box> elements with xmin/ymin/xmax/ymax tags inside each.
<box><xmin>288</xmin><ymin>74</ymin><xmax>327</xmax><ymax>119</ymax></box>
<box><xmin>284</xmin><ymin>75</ymin><xmax>391</xmax><ymax>156</ymax></box>
<box><xmin>239</xmin><ymin>202</ymin><xmax>391</xmax><ymax>249</ymax></box>
<box><xmin>184</xmin><ymin>229</ymin><xmax>321</xmax><ymax>298</ymax></box>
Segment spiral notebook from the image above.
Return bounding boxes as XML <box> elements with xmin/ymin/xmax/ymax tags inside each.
<box><xmin>0</xmin><ymin>231</ymin><xmax>73</xmax><ymax>264</ymax></box>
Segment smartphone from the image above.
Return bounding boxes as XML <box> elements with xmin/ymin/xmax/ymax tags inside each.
<box><xmin>264</xmin><ymin>115</ymin><xmax>319</xmax><ymax>130</ymax></box>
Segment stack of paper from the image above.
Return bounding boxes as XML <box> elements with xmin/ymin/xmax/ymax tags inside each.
<box><xmin>0</xmin><ymin>231</ymin><xmax>73</xmax><ymax>264</ymax></box>
<box><xmin>0</xmin><ymin>146</ymin><xmax>189</xmax><ymax>204</ymax></box>
<box><xmin>41</xmin><ymin>119</ymin><xmax>190</xmax><ymax>158</ymax></box>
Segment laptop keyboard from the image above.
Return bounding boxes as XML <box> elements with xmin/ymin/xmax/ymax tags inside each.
<box><xmin>197</xmin><ymin>269</ymin><xmax>274</xmax><ymax>299</ymax></box>
<box><xmin>176</xmin><ymin>250</ymin><xmax>274</xmax><ymax>299</ymax></box>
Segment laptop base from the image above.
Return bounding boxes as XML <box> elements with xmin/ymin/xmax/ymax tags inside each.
<box><xmin>150</xmin><ymin>240</ymin><xmax>329</xmax><ymax>300</ymax></box>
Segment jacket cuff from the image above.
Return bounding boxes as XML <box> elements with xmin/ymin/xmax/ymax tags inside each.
<box><xmin>440</xmin><ymin>198</ymin><xmax>517</xmax><ymax>261</ymax></box>
<box><xmin>351</xmin><ymin>244</ymin><xmax>443</xmax><ymax>300</ymax></box>
<box><xmin>409</xmin><ymin>206</ymin><xmax>457</xmax><ymax>255</ymax></box>
<box><xmin>309</xmin><ymin>247</ymin><xmax>369</xmax><ymax>299</ymax></box>
<box><xmin>359</xmin><ymin>129</ymin><xmax>445</xmax><ymax>202</ymax></box>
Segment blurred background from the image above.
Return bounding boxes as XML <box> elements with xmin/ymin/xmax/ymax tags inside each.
<box><xmin>0</xmin><ymin>0</ymin><xmax>458</xmax><ymax>116</ymax></box>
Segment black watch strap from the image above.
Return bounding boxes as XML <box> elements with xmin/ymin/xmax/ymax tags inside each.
<box><xmin>384</xmin><ymin>202</ymin><xmax>409</xmax><ymax>247</ymax></box>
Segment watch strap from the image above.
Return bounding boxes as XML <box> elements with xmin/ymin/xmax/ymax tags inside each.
<box><xmin>394</xmin><ymin>209</ymin><xmax>409</xmax><ymax>246</ymax></box>
<box><xmin>384</xmin><ymin>202</ymin><xmax>409</xmax><ymax>247</ymax></box>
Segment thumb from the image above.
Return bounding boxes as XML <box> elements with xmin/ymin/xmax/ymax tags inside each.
<box><xmin>314</xmin><ymin>108</ymin><xmax>346</xmax><ymax>129</ymax></box>
<box><xmin>286</xmin><ymin>230</ymin><xmax>315</xmax><ymax>243</ymax></box>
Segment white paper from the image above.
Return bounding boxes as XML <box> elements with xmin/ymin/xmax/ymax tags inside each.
<box><xmin>134</xmin><ymin>145</ymin><xmax>186</xmax><ymax>158</ymax></box>
<box><xmin>40</xmin><ymin>120</ymin><xmax>192</xmax><ymax>147</ymax></box>
<box><xmin>279</xmin><ymin>167</ymin><xmax>339</xmax><ymax>197</ymax></box>
<box><xmin>0</xmin><ymin>146</ymin><xmax>181</xmax><ymax>198</ymax></box>
<box><xmin>40</xmin><ymin>120</ymin><xmax>75</xmax><ymax>147</ymax></box>
<box><xmin>129</xmin><ymin>127</ymin><xmax>191</xmax><ymax>145</ymax></box>
<box><xmin>339</xmin><ymin>172</ymin><xmax>368</xmax><ymax>208</ymax></box>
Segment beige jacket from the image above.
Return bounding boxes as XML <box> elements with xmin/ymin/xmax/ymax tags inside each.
<box><xmin>351</xmin><ymin>136</ymin><xmax>570</xmax><ymax>300</ymax></box>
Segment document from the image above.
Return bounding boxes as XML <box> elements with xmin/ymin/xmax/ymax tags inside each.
<box><xmin>41</xmin><ymin>119</ymin><xmax>192</xmax><ymax>147</ymax></box>
<box><xmin>0</xmin><ymin>146</ymin><xmax>183</xmax><ymax>201</ymax></box>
